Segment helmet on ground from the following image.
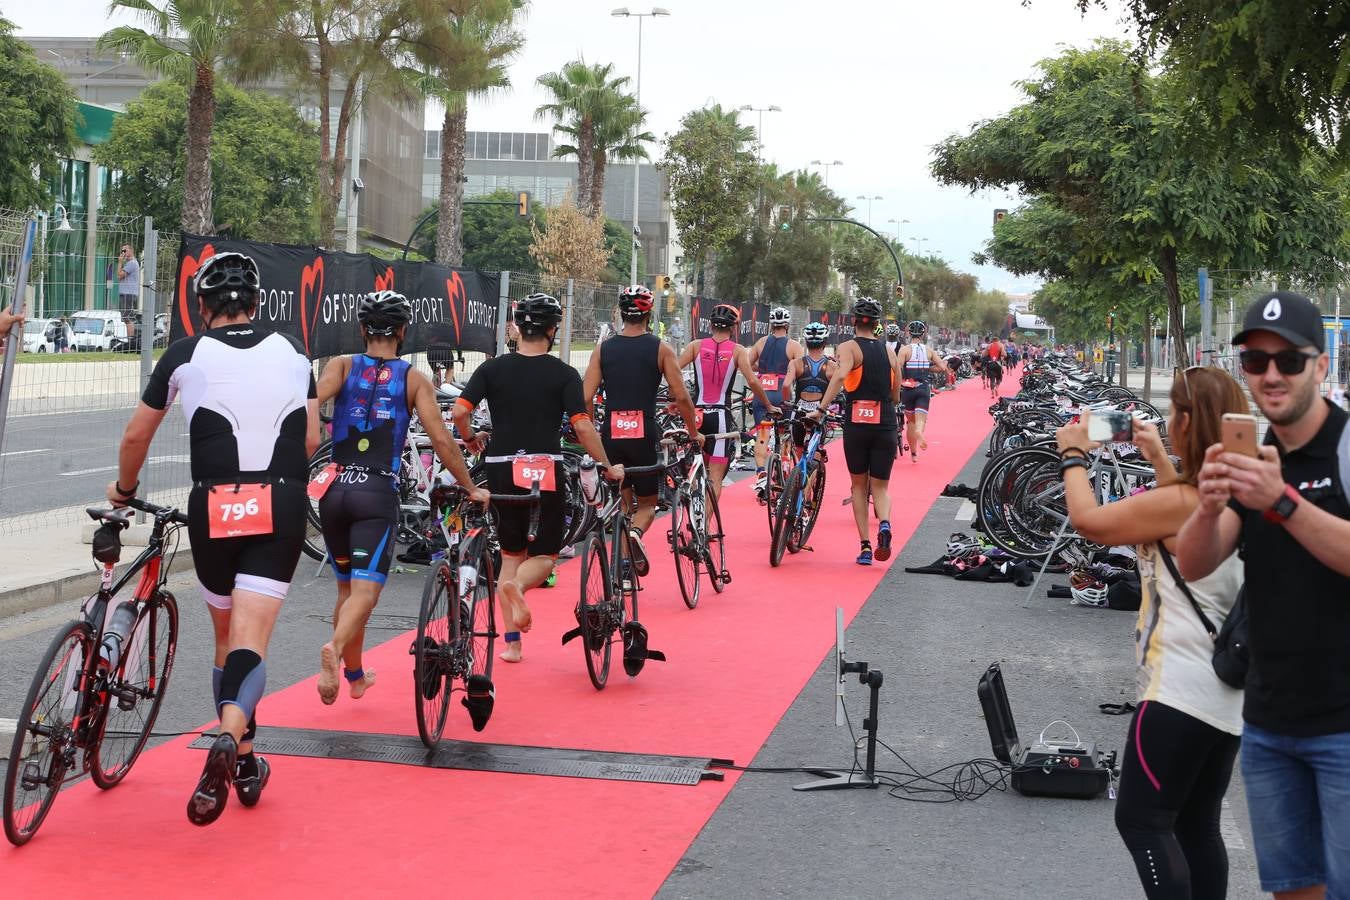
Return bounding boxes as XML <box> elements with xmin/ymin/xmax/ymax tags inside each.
<box><xmin>802</xmin><ymin>322</ymin><xmax>829</xmax><ymax>347</ymax></box>
<box><xmin>618</xmin><ymin>284</ymin><xmax>654</xmax><ymax>320</ymax></box>
<box><xmin>885</xmin><ymin>323</ymin><xmax>901</xmax><ymax>340</ymax></box>
<box><xmin>851</xmin><ymin>297</ymin><xmax>882</xmax><ymax>320</ymax></box>
<box><xmin>946</xmin><ymin>532</ymin><xmax>982</xmax><ymax>560</ymax></box>
<box><xmin>357</xmin><ymin>290</ymin><xmax>413</xmax><ymax>335</ymax></box>
<box><xmin>514</xmin><ymin>293</ymin><xmax>563</xmax><ymax>330</ymax></box>
<box><xmin>709</xmin><ymin>303</ymin><xmax>741</xmax><ymax>329</ymax></box>
<box><xmin>1069</xmin><ymin>569</ymin><xmax>1109</xmax><ymax>608</ymax></box>
<box><xmin>908</xmin><ymin>320</ymin><xmax>927</xmax><ymax>337</ymax></box>
<box><xmin>193</xmin><ymin>252</ymin><xmax>260</xmax><ymax>305</ymax></box>
<box><xmin>769</xmin><ymin>306</ymin><xmax>791</xmax><ymax>326</ymax></box>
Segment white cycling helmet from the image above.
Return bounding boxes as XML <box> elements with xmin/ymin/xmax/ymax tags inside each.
<box><xmin>769</xmin><ymin>306</ymin><xmax>791</xmax><ymax>326</ymax></box>
<box><xmin>1069</xmin><ymin>569</ymin><xmax>1109</xmax><ymax>608</ymax></box>
<box><xmin>946</xmin><ymin>532</ymin><xmax>983</xmax><ymax>559</ymax></box>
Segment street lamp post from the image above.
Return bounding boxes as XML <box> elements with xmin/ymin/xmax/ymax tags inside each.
<box><xmin>855</xmin><ymin>194</ymin><xmax>882</xmax><ymax>227</ymax></box>
<box><xmin>887</xmin><ymin>218</ymin><xmax>909</xmax><ymax>241</ymax></box>
<box><xmin>612</xmin><ymin>6</ymin><xmax>671</xmax><ymax>286</ymax></box>
<box><xmin>809</xmin><ymin>158</ymin><xmax>843</xmax><ymax>187</ymax></box>
<box><xmin>738</xmin><ymin>104</ymin><xmax>782</xmax><ymax>166</ymax></box>
<box><xmin>909</xmin><ymin>236</ymin><xmax>930</xmax><ymax>257</ymax></box>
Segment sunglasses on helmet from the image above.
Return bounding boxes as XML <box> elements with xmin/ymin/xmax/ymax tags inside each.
<box><xmin>1239</xmin><ymin>349</ymin><xmax>1319</xmax><ymax>376</ymax></box>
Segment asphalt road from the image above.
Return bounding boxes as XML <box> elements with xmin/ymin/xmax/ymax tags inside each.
<box><xmin>0</xmin><ymin>404</ymin><xmax>191</xmax><ymax>519</ymax></box>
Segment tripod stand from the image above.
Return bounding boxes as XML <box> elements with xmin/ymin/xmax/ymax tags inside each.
<box><xmin>794</xmin><ymin>659</ymin><xmax>884</xmax><ymax>791</ymax></box>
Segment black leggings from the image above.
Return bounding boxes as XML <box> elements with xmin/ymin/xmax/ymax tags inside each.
<box><xmin>1115</xmin><ymin>700</ymin><xmax>1240</xmax><ymax>900</ymax></box>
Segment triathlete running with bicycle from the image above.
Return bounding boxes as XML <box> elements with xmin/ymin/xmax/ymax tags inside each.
<box><xmin>313</xmin><ymin>291</ymin><xmax>488</xmax><ymax>712</ymax></box>
<box><xmin>110</xmin><ymin>251</ymin><xmax>320</xmax><ymax>825</ymax></box>
<box><xmin>749</xmin><ymin>306</ymin><xmax>802</xmax><ymax>501</ymax></box>
<box><xmin>583</xmin><ymin>285</ymin><xmax>701</xmax><ymax>580</ymax></box>
<box><xmin>676</xmin><ymin>303</ymin><xmax>779</xmax><ymax>499</ymax></box>
<box><xmin>895</xmin><ymin>320</ymin><xmax>951</xmax><ymax>463</ymax></box>
<box><xmin>452</xmin><ymin>293</ymin><xmax>622</xmax><ymax>664</ymax></box>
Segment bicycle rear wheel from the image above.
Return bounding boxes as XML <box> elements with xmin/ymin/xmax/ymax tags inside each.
<box><xmin>579</xmin><ymin>533</ymin><xmax>612</xmax><ymax>689</ymax></box>
<box><xmin>769</xmin><ymin>469</ymin><xmax>799</xmax><ymax>568</ymax></box>
<box><xmin>670</xmin><ymin>490</ymin><xmax>701</xmax><ymax>610</ymax></box>
<box><xmin>3</xmin><ymin>622</ymin><xmax>91</xmax><ymax>846</ymax></box>
<box><xmin>413</xmin><ymin>561</ymin><xmax>454</xmax><ymax>748</ymax></box>
<box><xmin>302</xmin><ymin>441</ymin><xmax>333</xmax><ymax>561</ymax></box>
<box><xmin>462</xmin><ymin>546</ymin><xmax>496</xmax><ymax>690</ymax></box>
<box><xmin>91</xmin><ymin>592</ymin><xmax>179</xmax><ymax>789</ymax></box>
<box><xmin>705</xmin><ymin>491</ymin><xmax>728</xmax><ymax>593</ymax></box>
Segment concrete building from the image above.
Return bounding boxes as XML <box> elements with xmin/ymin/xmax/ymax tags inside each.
<box><xmin>26</xmin><ymin>36</ymin><xmax>422</xmax><ymax>249</ymax></box>
<box><xmin>423</xmin><ymin>129</ymin><xmax>674</xmax><ymax>279</ymax></box>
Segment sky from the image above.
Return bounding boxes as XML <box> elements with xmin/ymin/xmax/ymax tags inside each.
<box><xmin>9</xmin><ymin>0</ymin><xmax>1134</xmax><ymax>294</ymax></box>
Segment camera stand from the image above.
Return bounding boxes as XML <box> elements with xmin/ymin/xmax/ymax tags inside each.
<box><xmin>794</xmin><ymin>659</ymin><xmax>884</xmax><ymax>792</ymax></box>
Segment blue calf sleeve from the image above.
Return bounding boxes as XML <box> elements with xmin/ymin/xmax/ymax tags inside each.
<box><xmin>218</xmin><ymin>649</ymin><xmax>266</xmax><ymax>723</ymax></box>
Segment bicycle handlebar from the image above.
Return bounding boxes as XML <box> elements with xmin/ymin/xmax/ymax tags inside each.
<box><xmin>89</xmin><ymin>497</ymin><xmax>189</xmax><ymax>527</ymax></box>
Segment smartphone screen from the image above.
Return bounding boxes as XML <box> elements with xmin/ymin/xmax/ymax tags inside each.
<box><xmin>1221</xmin><ymin>414</ymin><xmax>1259</xmax><ymax>457</ymax></box>
<box><xmin>1087</xmin><ymin>410</ymin><xmax>1134</xmax><ymax>443</ymax></box>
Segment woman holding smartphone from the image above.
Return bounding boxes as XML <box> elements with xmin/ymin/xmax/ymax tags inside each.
<box><xmin>1057</xmin><ymin>367</ymin><xmax>1249</xmax><ymax>900</ymax></box>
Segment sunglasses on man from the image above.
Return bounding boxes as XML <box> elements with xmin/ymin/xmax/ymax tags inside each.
<box><xmin>1238</xmin><ymin>349</ymin><xmax>1320</xmax><ymax>376</ymax></box>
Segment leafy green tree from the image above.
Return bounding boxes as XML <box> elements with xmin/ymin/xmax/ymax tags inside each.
<box><xmin>0</xmin><ymin>17</ymin><xmax>76</xmax><ymax>210</ymax></box>
<box><xmin>100</xmin><ymin>0</ymin><xmax>242</xmax><ymax>234</ymax></box>
<box><xmin>536</xmin><ymin>60</ymin><xmax>642</xmax><ymax>218</ymax></box>
<box><xmin>95</xmin><ymin>80</ymin><xmax>319</xmax><ymax>243</ymax></box>
<box><xmin>934</xmin><ymin>41</ymin><xmax>1348</xmax><ymax>365</ymax></box>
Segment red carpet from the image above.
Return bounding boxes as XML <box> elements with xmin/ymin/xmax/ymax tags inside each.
<box><xmin>3</xmin><ymin>376</ymin><xmax>1015</xmax><ymax>897</ymax></box>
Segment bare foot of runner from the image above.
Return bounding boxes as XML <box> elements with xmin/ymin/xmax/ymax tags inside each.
<box><xmin>318</xmin><ymin>643</ymin><xmax>340</xmax><ymax>705</ymax></box>
<box><xmin>919</xmin><ymin>436</ymin><xmax>928</xmax><ymax>451</ymax></box>
<box><xmin>500</xmin><ymin>580</ymin><xmax>532</xmax><ymax>633</ymax></box>
<box><xmin>348</xmin><ymin>669</ymin><xmax>376</xmax><ymax>699</ymax></box>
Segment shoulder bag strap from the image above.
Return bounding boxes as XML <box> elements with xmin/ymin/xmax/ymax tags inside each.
<box><xmin>1156</xmin><ymin>542</ymin><xmax>1217</xmax><ymax>639</ymax></box>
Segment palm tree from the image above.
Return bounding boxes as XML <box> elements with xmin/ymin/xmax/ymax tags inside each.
<box><xmin>409</xmin><ymin>1</ymin><xmax>523</xmax><ymax>265</ymax></box>
<box><xmin>535</xmin><ymin>60</ymin><xmax>638</xmax><ymax>217</ymax></box>
<box><xmin>99</xmin><ymin>0</ymin><xmax>240</xmax><ymax>234</ymax></box>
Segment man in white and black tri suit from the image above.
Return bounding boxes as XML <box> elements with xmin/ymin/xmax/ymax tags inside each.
<box><xmin>109</xmin><ymin>252</ymin><xmax>320</xmax><ymax>826</ymax></box>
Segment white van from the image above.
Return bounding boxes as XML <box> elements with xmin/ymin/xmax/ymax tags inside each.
<box><xmin>22</xmin><ymin>318</ymin><xmax>73</xmax><ymax>353</ymax></box>
<box><xmin>70</xmin><ymin>310</ymin><xmax>130</xmax><ymax>352</ymax></box>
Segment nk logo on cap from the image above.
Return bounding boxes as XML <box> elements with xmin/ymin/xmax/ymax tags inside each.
<box><xmin>1263</xmin><ymin>297</ymin><xmax>1283</xmax><ymax>321</ymax></box>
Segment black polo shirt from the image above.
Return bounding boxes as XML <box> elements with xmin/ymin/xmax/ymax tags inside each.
<box><xmin>1231</xmin><ymin>400</ymin><xmax>1350</xmax><ymax>736</ymax></box>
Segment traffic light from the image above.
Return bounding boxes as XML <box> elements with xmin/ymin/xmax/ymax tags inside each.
<box><xmin>993</xmin><ymin>208</ymin><xmax>1008</xmax><ymax>226</ymax></box>
<box><xmin>894</xmin><ymin>283</ymin><xmax>905</xmax><ymax>299</ymax></box>
<box><xmin>517</xmin><ymin>191</ymin><xmax>531</xmax><ymax>217</ymax></box>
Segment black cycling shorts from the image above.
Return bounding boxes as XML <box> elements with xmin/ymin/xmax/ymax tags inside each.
<box><xmin>603</xmin><ymin>434</ymin><xmax>661</xmax><ymax>498</ymax></box>
<box><xmin>319</xmin><ymin>485</ymin><xmax>398</xmax><ymax>584</ymax></box>
<box><xmin>187</xmin><ymin>480</ymin><xmax>307</xmax><ymax>608</ymax></box>
<box><xmin>901</xmin><ymin>383</ymin><xmax>931</xmax><ymax>415</ymax></box>
<box><xmin>486</xmin><ymin>461</ymin><xmax>566</xmax><ymax>557</ymax></box>
<box><xmin>985</xmin><ymin>359</ymin><xmax>1004</xmax><ymax>386</ymax></box>
<box><xmin>842</xmin><ymin>426</ymin><xmax>897</xmax><ymax>480</ymax></box>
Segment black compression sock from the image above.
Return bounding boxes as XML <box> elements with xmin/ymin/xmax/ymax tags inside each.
<box><xmin>236</xmin><ymin>751</ymin><xmax>259</xmax><ymax>779</ymax></box>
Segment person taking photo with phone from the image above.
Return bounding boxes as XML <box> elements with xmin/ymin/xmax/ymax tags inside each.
<box><xmin>1058</xmin><ymin>368</ymin><xmax>1250</xmax><ymax>900</ymax></box>
<box><xmin>1177</xmin><ymin>292</ymin><xmax>1350</xmax><ymax>900</ymax></box>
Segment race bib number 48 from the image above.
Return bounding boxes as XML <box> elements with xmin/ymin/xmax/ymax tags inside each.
<box><xmin>209</xmin><ymin>483</ymin><xmax>274</xmax><ymax>538</ymax></box>
<box><xmin>850</xmin><ymin>400</ymin><xmax>881</xmax><ymax>424</ymax></box>
<box><xmin>610</xmin><ymin>409</ymin><xmax>644</xmax><ymax>439</ymax></box>
<box><xmin>307</xmin><ymin>463</ymin><xmax>339</xmax><ymax>501</ymax></box>
<box><xmin>512</xmin><ymin>456</ymin><xmax>557</xmax><ymax>491</ymax></box>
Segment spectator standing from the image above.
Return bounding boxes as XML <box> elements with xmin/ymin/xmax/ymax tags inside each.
<box><xmin>668</xmin><ymin>317</ymin><xmax>685</xmax><ymax>346</ymax></box>
<box><xmin>1178</xmin><ymin>291</ymin><xmax>1350</xmax><ymax>900</ymax></box>
<box><xmin>117</xmin><ymin>244</ymin><xmax>141</xmax><ymax>318</ymax></box>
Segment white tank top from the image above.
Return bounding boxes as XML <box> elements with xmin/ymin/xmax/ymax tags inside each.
<box><xmin>1135</xmin><ymin>544</ymin><xmax>1244</xmax><ymax>735</ymax></box>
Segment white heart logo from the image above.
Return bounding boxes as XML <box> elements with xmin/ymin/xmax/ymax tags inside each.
<box><xmin>1263</xmin><ymin>298</ymin><xmax>1282</xmax><ymax>321</ymax></box>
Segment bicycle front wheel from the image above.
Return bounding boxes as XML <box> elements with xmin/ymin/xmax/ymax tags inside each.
<box><xmin>770</xmin><ymin>468</ymin><xmax>799</xmax><ymax>568</ymax></box>
<box><xmin>670</xmin><ymin>490</ymin><xmax>701</xmax><ymax>610</ymax></box>
<box><xmin>4</xmin><ymin>621</ymin><xmax>92</xmax><ymax>846</ymax></box>
<box><xmin>91</xmin><ymin>592</ymin><xmax>179</xmax><ymax>789</ymax></box>
<box><xmin>705</xmin><ymin>490</ymin><xmax>728</xmax><ymax>593</ymax></box>
<box><xmin>794</xmin><ymin>459</ymin><xmax>828</xmax><ymax>552</ymax></box>
<box><xmin>414</xmin><ymin>561</ymin><xmax>454</xmax><ymax>749</ymax></box>
<box><xmin>579</xmin><ymin>533</ymin><xmax>612</xmax><ymax>690</ymax></box>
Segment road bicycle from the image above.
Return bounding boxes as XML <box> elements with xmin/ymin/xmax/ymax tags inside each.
<box><xmin>3</xmin><ymin>499</ymin><xmax>185</xmax><ymax>846</ymax></box>
<box><xmin>663</xmin><ymin>428</ymin><xmax>739</xmax><ymax>610</ymax></box>
<box><xmin>770</xmin><ymin>407</ymin><xmax>840</xmax><ymax>567</ymax></box>
<box><xmin>562</xmin><ymin>462</ymin><xmax>667</xmax><ymax>690</ymax></box>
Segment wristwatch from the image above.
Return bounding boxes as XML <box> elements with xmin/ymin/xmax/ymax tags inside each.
<box><xmin>1263</xmin><ymin>484</ymin><xmax>1302</xmax><ymax>523</ymax></box>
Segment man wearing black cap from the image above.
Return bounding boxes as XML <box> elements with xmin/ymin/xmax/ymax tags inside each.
<box><xmin>1177</xmin><ymin>291</ymin><xmax>1350</xmax><ymax>900</ymax></box>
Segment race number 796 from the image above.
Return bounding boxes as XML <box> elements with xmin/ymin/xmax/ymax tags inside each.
<box><xmin>219</xmin><ymin>497</ymin><xmax>260</xmax><ymax>522</ymax></box>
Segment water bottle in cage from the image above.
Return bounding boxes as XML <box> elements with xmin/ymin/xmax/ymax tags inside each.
<box><xmin>98</xmin><ymin>600</ymin><xmax>139</xmax><ymax>671</ymax></box>
<box><xmin>579</xmin><ymin>455</ymin><xmax>601</xmax><ymax>506</ymax></box>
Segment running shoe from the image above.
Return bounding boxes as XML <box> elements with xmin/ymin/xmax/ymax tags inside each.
<box><xmin>754</xmin><ymin>470</ymin><xmax>768</xmax><ymax>502</ymax></box>
<box><xmin>188</xmin><ymin>733</ymin><xmax>237</xmax><ymax>826</ymax></box>
<box><xmin>856</xmin><ymin>543</ymin><xmax>873</xmax><ymax>566</ymax></box>
<box><xmin>543</xmin><ymin>569</ymin><xmax>557</xmax><ymax>588</ymax></box>
<box><xmin>628</xmin><ymin>527</ymin><xmax>650</xmax><ymax>577</ymax></box>
<box><xmin>461</xmin><ymin>674</ymin><xmax>495</xmax><ymax>732</ymax></box>
<box><xmin>234</xmin><ymin>754</ymin><xmax>270</xmax><ymax>808</ymax></box>
<box><xmin>874</xmin><ymin>522</ymin><xmax>893</xmax><ymax>562</ymax></box>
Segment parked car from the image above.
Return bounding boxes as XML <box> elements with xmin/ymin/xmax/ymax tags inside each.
<box><xmin>21</xmin><ymin>318</ymin><xmax>74</xmax><ymax>353</ymax></box>
<box><xmin>70</xmin><ymin>310</ymin><xmax>130</xmax><ymax>352</ymax></box>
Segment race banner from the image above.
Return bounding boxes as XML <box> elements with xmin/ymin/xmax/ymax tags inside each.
<box><xmin>170</xmin><ymin>234</ymin><xmax>501</xmax><ymax>357</ymax></box>
<box><xmin>806</xmin><ymin>309</ymin><xmax>856</xmax><ymax>342</ymax></box>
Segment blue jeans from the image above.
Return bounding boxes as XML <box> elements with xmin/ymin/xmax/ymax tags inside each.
<box><xmin>1241</xmin><ymin>722</ymin><xmax>1350</xmax><ymax>895</ymax></box>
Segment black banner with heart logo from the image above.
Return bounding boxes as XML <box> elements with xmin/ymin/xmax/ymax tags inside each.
<box><xmin>170</xmin><ymin>234</ymin><xmax>501</xmax><ymax>358</ymax></box>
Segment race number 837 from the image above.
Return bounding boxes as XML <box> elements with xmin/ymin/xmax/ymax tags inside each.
<box><xmin>512</xmin><ymin>456</ymin><xmax>557</xmax><ymax>491</ymax></box>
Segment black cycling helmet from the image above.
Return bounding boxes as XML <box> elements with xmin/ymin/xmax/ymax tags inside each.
<box><xmin>851</xmin><ymin>297</ymin><xmax>882</xmax><ymax>320</ymax></box>
<box><xmin>908</xmin><ymin>320</ymin><xmax>927</xmax><ymax>337</ymax></box>
<box><xmin>885</xmin><ymin>323</ymin><xmax>901</xmax><ymax>340</ymax></box>
<box><xmin>193</xmin><ymin>252</ymin><xmax>260</xmax><ymax>306</ymax></box>
<box><xmin>802</xmin><ymin>322</ymin><xmax>829</xmax><ymax>347</ymax></box>
<box><xmin>709</xmin><ymin>303</ymin><xmax>740</xmax><ymax>329</ymax></box>
<box><xmin>357</xmin><ymin>290</ymin><xmax>413</xmax><ymax>335</ymax></box>
<box><xmin>618</xmin><ymin>284</ymin><xmax>654</xmax><ymax>320</ymax></box>
<box><xmin>514</xmin><ymin>292</ymin><xmax>563</xmax><ymax>330</ymax></box>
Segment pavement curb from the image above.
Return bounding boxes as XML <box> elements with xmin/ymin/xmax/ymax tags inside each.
<box><xmin>0</xmin><ymin>546</ymin><xmax>197</xmax><ymax>620</ymax></box>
